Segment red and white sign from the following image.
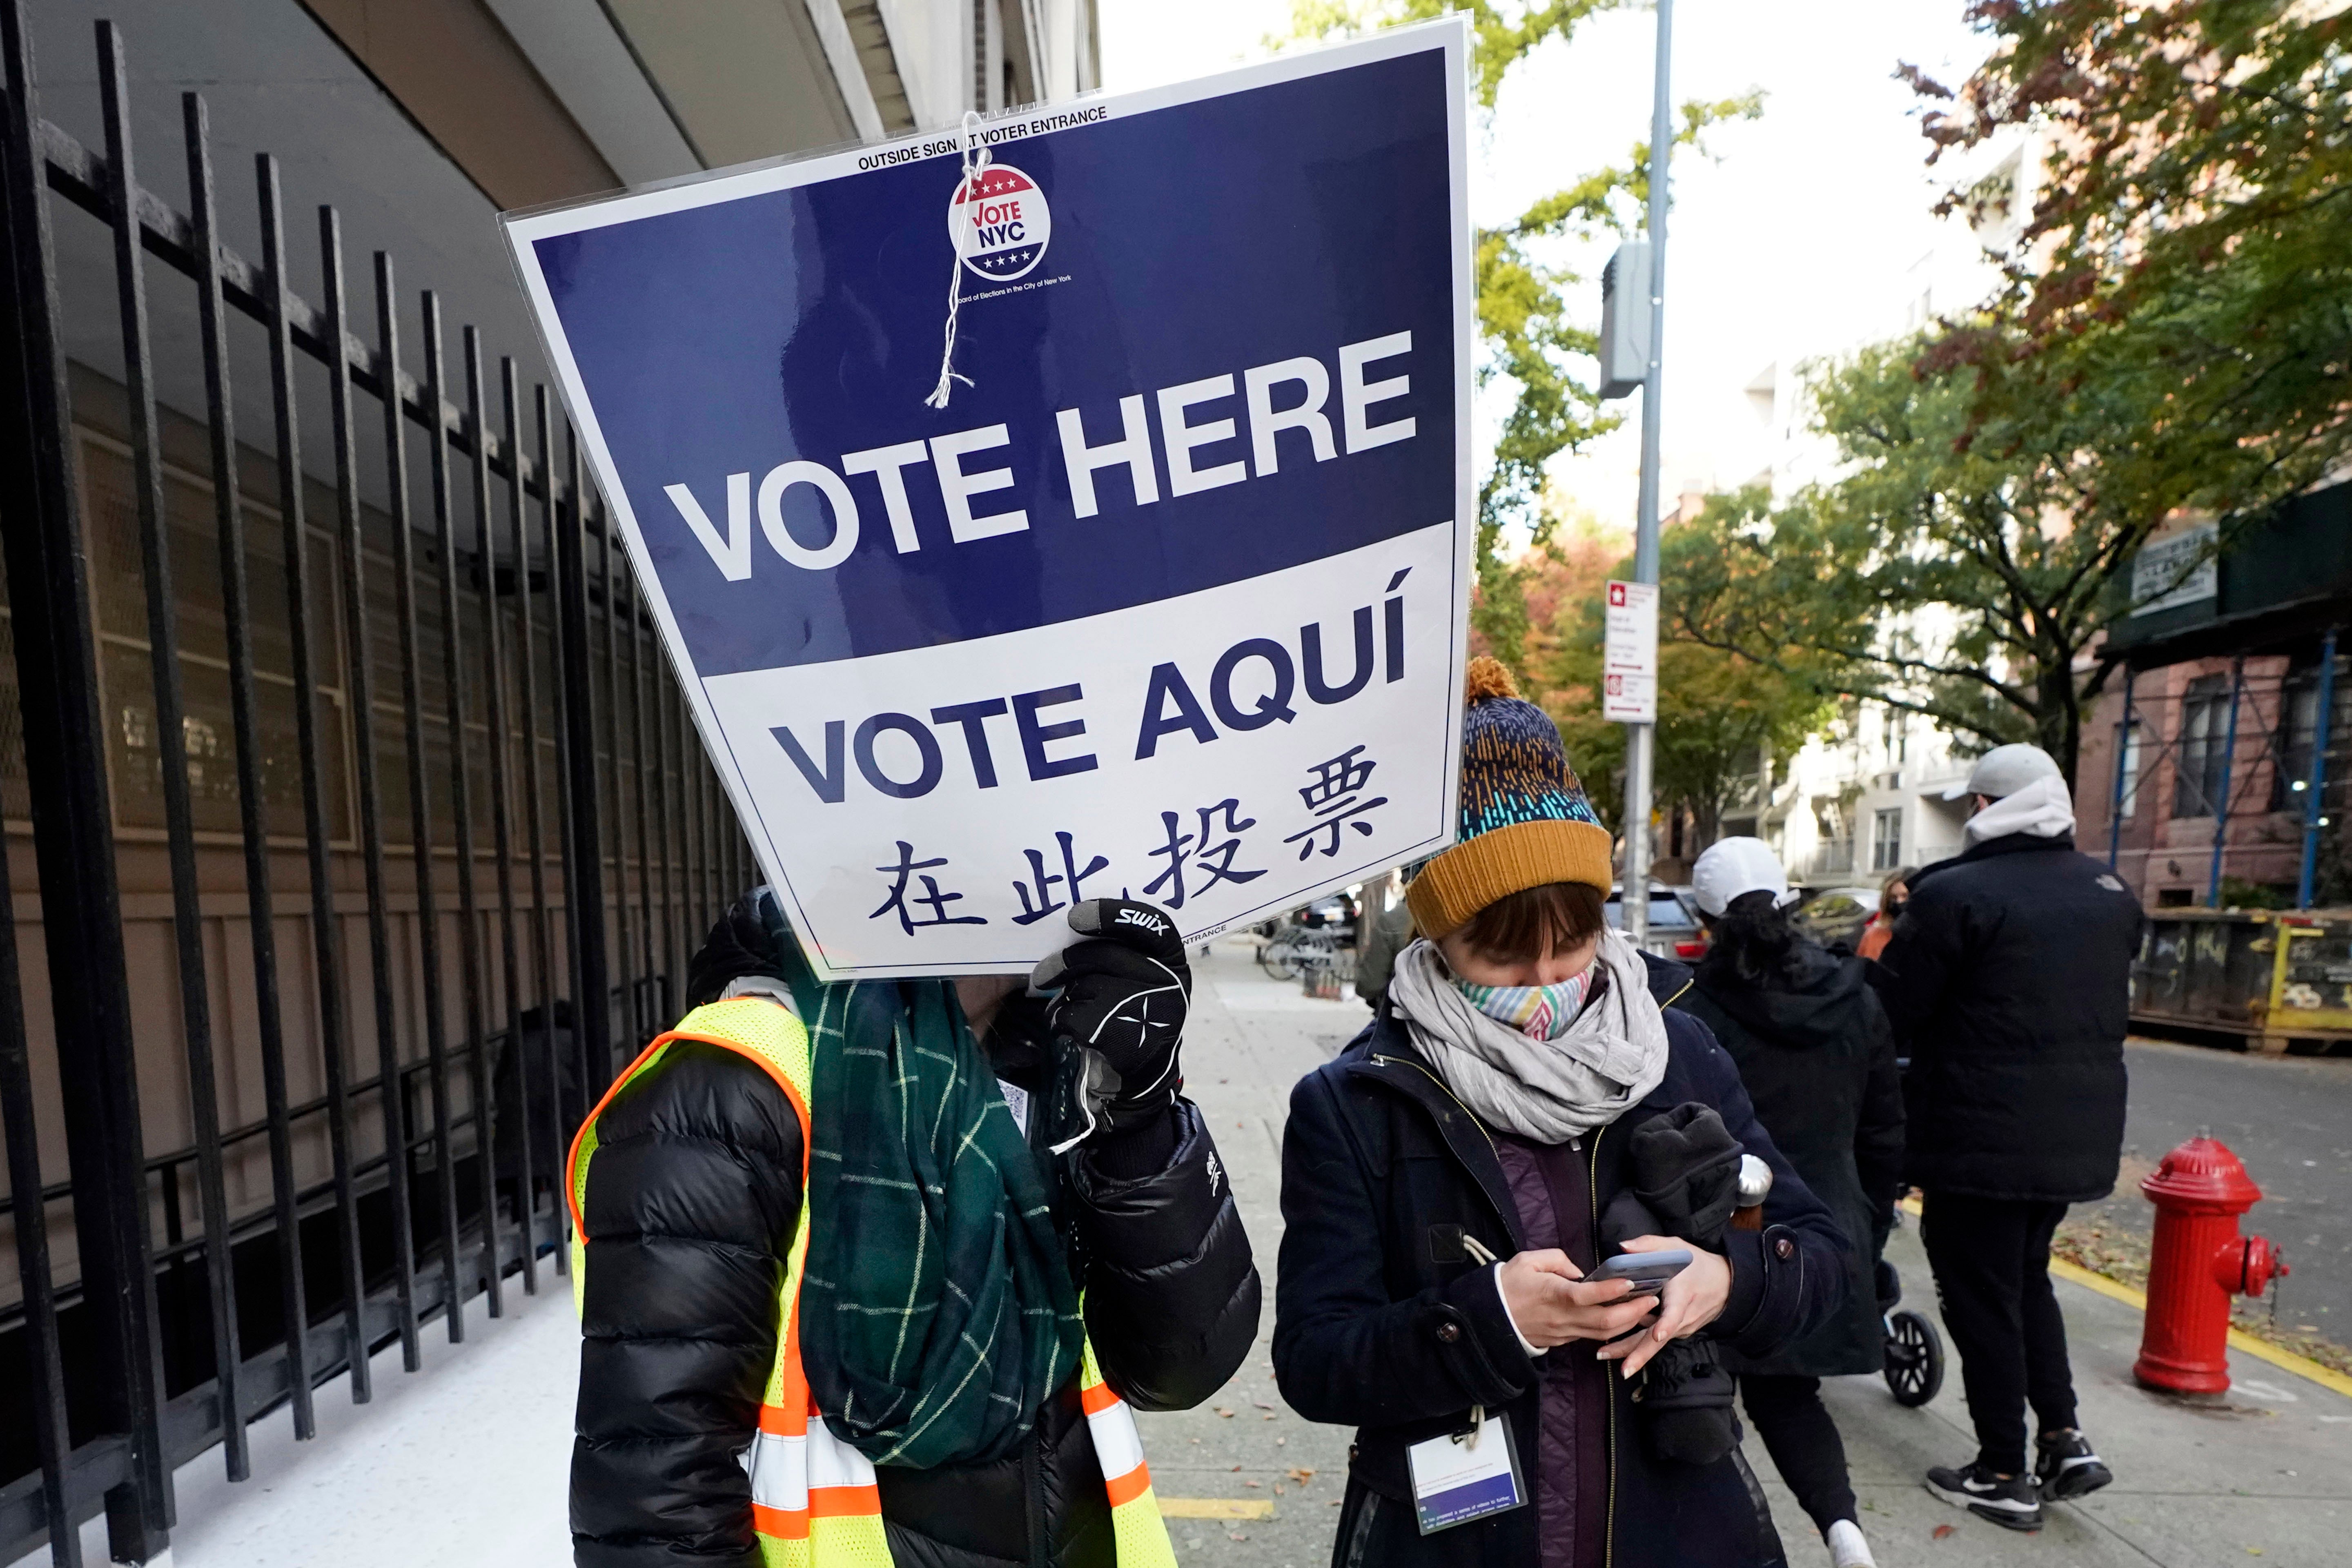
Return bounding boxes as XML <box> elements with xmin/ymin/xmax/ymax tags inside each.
<box><xmin>1602</xmin><ymin>579</ymin><xmax>1657</xmax><ymax>723</ymax></box>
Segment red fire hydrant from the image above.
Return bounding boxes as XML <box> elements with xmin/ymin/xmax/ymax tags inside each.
<box><xmin>2132</xmin><ymin>1135</ymin><xmax>2288</xmax><ymax>1394</ymax></box>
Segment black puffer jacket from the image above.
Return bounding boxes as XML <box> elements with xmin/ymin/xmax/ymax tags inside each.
<box><xmin>1683</xmin><ymin>944</ymin><xmax>1902</xmax><ymax>1378</ymax></box>
<box><xmin>572</xmin><ymin>1034</ymin><xmax>1258</xmax><ymax>1567</ymax></box>
<box><xmin>1274</xmin><ymin>956</ymin><xmax>1849</xmax><ymax>1568</ymax></box>
<box><xmin>1874</xmin><ymin>831</ymin><xmax>2143</xmax><ymax>1202</ymax></box>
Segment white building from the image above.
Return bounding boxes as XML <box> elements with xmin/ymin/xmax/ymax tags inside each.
<box><xmin>1716</xmin><ymin>132</ymin><xmax>2040</xmax><ymax>884</ymax></box>
<box><xmin>1749</xmin><ymin>706</ymin><xmax>1973</xmax><ymax>889</ymax></box>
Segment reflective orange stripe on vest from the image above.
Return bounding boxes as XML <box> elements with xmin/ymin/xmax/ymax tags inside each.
<box><xmin>568</xmin><ymin>996</ymin><xmax>1177</xmax><ymax>1567</ymax></box>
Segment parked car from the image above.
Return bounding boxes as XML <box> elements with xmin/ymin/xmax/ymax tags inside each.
<box><xmin>1605</xmin><ymin>883</ymin><xmax>1710</xmax><ymax>961</ymax></box>
<box><xmin>1791</xmin><ymin>886</ymin><xmax>1880</xmax><ymax>951</ymax></box>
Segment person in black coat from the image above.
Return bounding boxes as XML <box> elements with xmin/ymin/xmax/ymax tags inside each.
<box><xmin>572</xmin><ymin>895</ymin><xmax>1258</xmax><ymax>1567</ymax></box>
<box><xmin>1274</xmin><ymin>658</ymin><xmax>1848</xmax><ymax>1568</ymax></box>
<box><xmin>1683</xmin><ymin>838</ymin><xmax>1902</xmax><ymax>1568</ymax></box>
<box><xmin>1874</xmin><ymin>744</ymin><xmax>2143</xmax><ymax>1532</ymax></box>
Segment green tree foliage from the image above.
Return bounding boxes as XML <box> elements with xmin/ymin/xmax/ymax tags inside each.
<box><xmin>1538</xmin><ymin>499</ymin><xmax>1831</xmax><ymax>852</ymax></box>
<box><xmin>1669</xmin><ymin>2</ymin><xmax>2352</xmax><ymax>787</ymax></box>
<box><xmin>1284</xmin><ymin>2</ymin><xmax>1758</xmax><ymax>670</ymax></box>
<box><xmin>1667</xmin><ymin>360</ymin><xmax>2140</xmax><ymax>782</ymax></box>
<box><xmin>1911</xmin><ymin>0</ymin><xmax>2352</xmax><ymax>528</ymax></box>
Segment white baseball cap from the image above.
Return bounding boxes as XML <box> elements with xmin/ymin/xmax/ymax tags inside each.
<box><xmin>1942</xmin><ymin>742</ymin><xmax>2063</xmax><ymax>801</ymax></box>
<box><xmin>1691</xmin><ymin>837</ymin><xmax>1797</xmax><ymax>918</ymax></box>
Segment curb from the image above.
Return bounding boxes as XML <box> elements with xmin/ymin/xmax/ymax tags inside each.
<box><xmin>1898</xmin><ymin>1197</ymin><xmax>2352</xmax><ymax>1401</ymax></box>
<box><xmin>1160</xmin><ymin>1498</ymin><xmax>1275</xmax><ymax>1519</ymax></box>
<box><xmin>2042</xmin><ymin>1255</ymin><xmax>2352</xmax><ymax>1401</ymax></box>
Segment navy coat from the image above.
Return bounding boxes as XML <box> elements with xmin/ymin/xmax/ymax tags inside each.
<box><xmin>1684</xmin><ymin>944</ymin><xmax>1903</xmax><ymax>1379</ymax></box>
<box><xmin>1273</xmin><ymin>956</ymin><xmax>1849</xmax><ymax>1568</ymax></box>
<box><xmin>1875</xmin><ymin>831</ymin><xmax>2142</xmax><ymax>1202</ymax></box>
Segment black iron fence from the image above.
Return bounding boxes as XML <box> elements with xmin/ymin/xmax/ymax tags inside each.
<box><xmin>0</xmin><ymin>9</ymin><xmax>753</xmax><ymax>1563</ymax></box>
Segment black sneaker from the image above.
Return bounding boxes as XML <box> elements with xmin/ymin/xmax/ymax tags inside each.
<box><xmin>2036</xmin><ymin>1428</ymin><xmax>2114</xmax><ymax>1500</ymax></box>
<box><xmin>1924</xmin><ymin>1460</ymin><xmax>2043</xmax><ymax>1531</ymax></box>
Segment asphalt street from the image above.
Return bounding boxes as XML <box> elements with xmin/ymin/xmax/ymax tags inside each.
<box><xmin>2074</xmin><ymin>1038</ymin><xmax>2352</xmax><ymax>1342</ymax></box>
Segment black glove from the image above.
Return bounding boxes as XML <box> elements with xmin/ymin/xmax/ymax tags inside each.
<box><xmin>1029</xmin><ymin>899</ymin><xmax>1190</xmax><ymax>1136</ymax></box>
<box><xmin>686</xmin><ymin>887</ymin><xmax>794</xmax><ymax>1008</ymax></box>
<box><xmin>1624</xmin><ymin>1102</ymin><xmax>1744</xmax><ymax>1250</ymax></box>
<box><xmin>1634</xmin><ymin>1340</ymin><xmax>1740</xmax><ymax>1466</ymax></box>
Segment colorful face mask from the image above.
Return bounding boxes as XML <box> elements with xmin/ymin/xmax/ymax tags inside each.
<box><xmin>1455</xmin><ymin>970</ymin><xmax>1592</xmax><ymax>1041</ymax></box>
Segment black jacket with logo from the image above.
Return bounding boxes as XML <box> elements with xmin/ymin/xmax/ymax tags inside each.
<box><xmin>1272</xmin><ymin>955</ymin><xmax>1848</xmax><ymax>1568</ymax></box>
<box><xmin>571</xmin><ymin>1034</ymin><xmax>1258</xmax><ymax>1568</ymax></box>
<box><xmin>1873</xmin><ymin>831</ymin><xmax>2143</xmax><ymax>1202</ymax></box>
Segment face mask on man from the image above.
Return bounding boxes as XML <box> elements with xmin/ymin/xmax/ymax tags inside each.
<box><xmin>1454</xmin><ymin>968</ymin><xmax>1593</xmax><ymax>1041</ymax></box>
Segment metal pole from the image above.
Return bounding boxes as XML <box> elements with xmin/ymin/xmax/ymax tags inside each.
<box><xmin>556</xmin><ymin>433</ymin><xmax>614</xmax><ymax>1098</ymax></box>
<box><xmin>2109</xmin><ymin>668</ymin><xmax>2135</xmax><ymax>871</ymax></box>
<box><xmin>2299</xmin><ymin>630</ymin><xmax>2338</xmax><ymax>909</ymax></box>
<box><xmin>1625</xmin><ymin>0</ymin><xmax>1673</xmax><ymax>944</ymax></box>
<box><xmin>0</xmin><ymin>5</ymin><xmax>172</xmax><ymax>1555</ymax></box>
<box><xmin>2207</xmin><ymin>657</ymin><xmax>2244</xmax><ymax>906</ymax></box>
<box><xmin>99</xmin><ymin>21</ymin><xmax>251</xmax><ymax>1486</ymax></box>
<box><xmin>187</xmin><ymin>88</ymin><xmax>305</xmax><ymax>1450</ymax></box>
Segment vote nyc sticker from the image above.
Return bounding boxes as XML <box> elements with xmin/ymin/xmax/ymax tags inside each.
<box><xmin>949</xmin><ymin>164</ymin><xmax>1051</xmax><ymax>281</ymax></box>
<box><xmin>1406</xmin><ymin>1410</ymin><xmax>1526</xmax><ymax>1535</ymax></box>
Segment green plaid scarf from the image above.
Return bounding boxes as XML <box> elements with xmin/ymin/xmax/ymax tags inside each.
<box><xmin>777</xmin><ymin>936</ymin><xmax>1083</xmax><ymax>1469</ymax></box>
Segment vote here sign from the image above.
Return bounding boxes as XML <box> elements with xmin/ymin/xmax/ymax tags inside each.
<box><xmin>504</xmin><ymin>21</ymin><xmax>1472</xmax><ymax>981</ymax></box>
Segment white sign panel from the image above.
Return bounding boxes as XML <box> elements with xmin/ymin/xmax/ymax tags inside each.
<box><xmin>2131</xmin><ymin>523</ymin><xmax>2219</xmax><ymax>615</ymax></box>
<box><xmin>1603</xmin><ymin>579</ymin><xmax>1659</xmax><ymax>724</ymax></box>
<box><xmin>503</xmin><ymin>24</ymin><xmax>1474</xmax><ymax>980</ymax></box>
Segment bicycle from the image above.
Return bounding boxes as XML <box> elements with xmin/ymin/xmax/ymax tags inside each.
<box><xmin>1258</xmin><ymin>921</ymin><xmax>1342</xmax><ymax>980</ymax></box>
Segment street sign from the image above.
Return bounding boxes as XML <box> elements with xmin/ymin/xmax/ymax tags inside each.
<box><xmin>1602</xmin><ymin>579</ymin><xmax>1658</xmax><ymax>724</ymax></box>
<box><xmin>504</xmin><ymin>22</ymin><xmax>1473</xmax><ymax>980</ymax></box>
<box><xmin>2131</xmin><ymin>522</ymin><xmax>2219</xmax><ymax>615</ymax></box>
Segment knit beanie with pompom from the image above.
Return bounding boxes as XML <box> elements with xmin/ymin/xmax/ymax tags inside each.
<box><xmin>1405</xmin><ymin>656</ymin><xmax>1615</xmax><ymax>938</ymax></box>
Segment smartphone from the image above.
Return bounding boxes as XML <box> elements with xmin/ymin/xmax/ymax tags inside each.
<box><xmin>1586</xmin><ymin>1248</ymin><xmax>1693</xmax><ymax>1296</ymax></box>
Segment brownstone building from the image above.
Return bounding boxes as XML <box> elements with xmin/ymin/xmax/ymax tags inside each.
<box><xmin>2076</xmin><ymin>483</ymin><xmax>2352</xmax><ymax>911</ymax></box>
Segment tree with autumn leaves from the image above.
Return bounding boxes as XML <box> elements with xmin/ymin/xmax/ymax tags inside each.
<box><xmin>1672</xmin><ymin>0</ymin><xmax>2352</xmax><ymax>786</ymax></box>
<box><xmin>1298</xmin><ymin>2</ymin><xmax>2347</xmax><ymax>827</ymax></box>
<box><xmin>1285</xmin><ymin>1</ymin><xmax>1758</xmax><ymax>667</ymax></box>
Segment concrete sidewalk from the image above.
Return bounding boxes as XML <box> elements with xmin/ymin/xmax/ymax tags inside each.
<box><xmin>1777</xmin><ymin>1214</ymin><xmax>2352</xmax><ymax>1566</ymax></box>
<box><xmin>12</xmin><ymin>1265</ymin><xmax>581</xmax><ymax>1568</ymax></box>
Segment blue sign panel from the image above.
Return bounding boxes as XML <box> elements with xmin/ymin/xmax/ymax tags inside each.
<box><xmin>508</xmin><ymin>22</ymin><xmax>1471</xmax><ymax>980</ymax></box>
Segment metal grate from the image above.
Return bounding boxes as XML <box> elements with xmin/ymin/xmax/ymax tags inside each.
<box><xmin>0</xmin><ymin>10</ymin><xmax>754</xmax><ymax>1562</ymax></box>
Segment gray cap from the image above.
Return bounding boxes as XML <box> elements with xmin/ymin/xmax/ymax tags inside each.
<box><xmin>1943</xmin><ymin>742</ymin><xmax>2062</xmax><ymax>801</ymax></box>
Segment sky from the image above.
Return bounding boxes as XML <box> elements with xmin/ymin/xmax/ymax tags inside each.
<box><xmin>1096</xmin><ymin>0</ymin><xmax>2002</xmax><ymax>537</ymax></box>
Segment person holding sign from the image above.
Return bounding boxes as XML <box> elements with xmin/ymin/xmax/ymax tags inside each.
<box><xmin>1273</xmin><ymin>658</ymin><xmax>1848</xmax><ymax>1568</ymax></box>
<box><xmin>566</xmin><ymin>893</ymin><xmax>1257</xmax><ymax>1567</ymax></box>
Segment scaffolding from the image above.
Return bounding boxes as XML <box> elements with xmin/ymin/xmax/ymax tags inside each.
<box><xmin>2102</xmin><ymin>638</ymin><xmax>2348</xmax><ymax>909</ymax></box>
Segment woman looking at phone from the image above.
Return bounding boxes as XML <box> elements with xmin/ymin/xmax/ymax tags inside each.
<box><xmin>1274</xmin><ymin>660</ymin><xmax>1849</xmax><ymax>1568</ymax></box>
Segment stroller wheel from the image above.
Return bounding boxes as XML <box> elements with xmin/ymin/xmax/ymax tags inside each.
<box><xmin>1884</xmin><ymin>1308</ymin><xmax>1944</xmax><ymax>1408</ymax></box>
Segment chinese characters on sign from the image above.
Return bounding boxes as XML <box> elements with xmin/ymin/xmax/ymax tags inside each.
<box><xmin>871</xmin><ymin>842</ymin><xmax>989</xmax><ymax>933</ymax></box>
<box><xmin>1284</xmin><ymin>746</ymin><xmax>1388</xmax><ymax>860</ymax></box>
<box><xmin>1010</xmin><ymin>832</ymin><xmax>1113</xmax><ymax>925</ymax></box>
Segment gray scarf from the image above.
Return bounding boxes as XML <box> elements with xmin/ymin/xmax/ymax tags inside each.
<box><xmin>1388</xmin><ymin>931</ymin><xmax>1670</xmax><ymax>1142</ymax></box>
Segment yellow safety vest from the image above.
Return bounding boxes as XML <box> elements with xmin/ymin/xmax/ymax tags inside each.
<box><xmin>567</xmin><ymin>997</ymin><xmax>1179</xmax><ymax>1568</ymax></box>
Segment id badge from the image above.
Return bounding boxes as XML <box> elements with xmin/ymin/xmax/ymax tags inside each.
<box><xmin>1406</xmin><ymin>1409</ymin><xmax>1526</xmax><ymax>1535</ymax></box>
